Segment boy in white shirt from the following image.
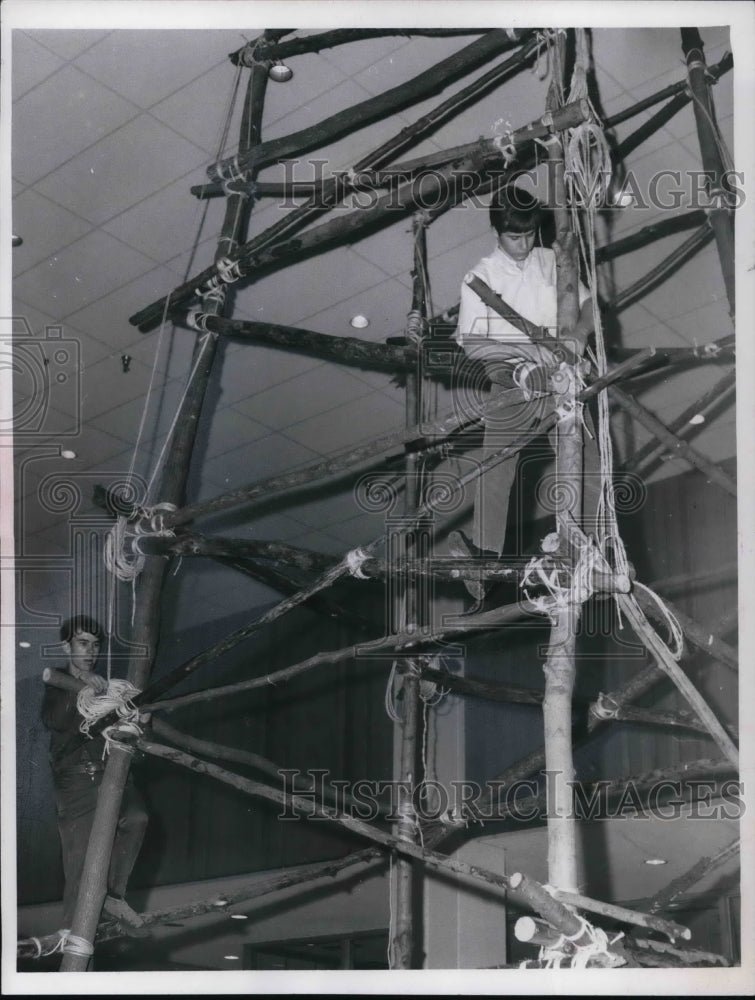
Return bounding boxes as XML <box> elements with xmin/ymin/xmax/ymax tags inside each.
<box><xmin>452</xmin><ymin>187</ymin><xmax>600</xmax><ymax>604</ymax></box>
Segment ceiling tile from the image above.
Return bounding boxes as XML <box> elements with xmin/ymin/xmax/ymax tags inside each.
<box><xmin>260</xmin><ymin>52</ymin><xmax>354</xmax><ymax>129</ymax></box>
<box><xmin>12</xmin><ymin>188</ymin><xmax>94</xmax><ymax>274</ymax></box>
<box><xmin>663</xmin><ymin>296</ymin><xmax>734</xmax><ymax>346</ymax></box>
<box><xmin>13</xmin><ymin>229</ymin><xmax>154</xmax><ymax>320</ymax></box>
<box><xmin>12</xmin><ymin>31</ymin><xmax>65</xmax><ymax>100</ymax></box>
<box><xmin>215</xmin><ymin>341</ymin><xmax>321</xmax><ymax>405</ymax></box>
<box><xmin>74</xmin><ymin>30</ymin><xmax>237</xmax><ymax>111</ymax></box>
<box><xmin>352</xmin><ymin>35</ymin><xmax>471</xmax><ymax>97</ymax></box>
<box><xmin>318</xmin><ymin>34</ymin><xmax>410</xmax><ymax>77</ymax></box>
<box><xmin>12</xmin><ymin>65</ymin><xmax>138</xmax><ymax>186</ymax></box>
<box><xmin>592</xmin><ymin>28</ymin><xmax>692</xmax><ymax>94</ymax></box>
<box><xmin>79</xmin><ymin>352</ymin><xmax>170</xmax><ymax>422</ymax></box>
<box><xmin>102</xmin><ymin>170</ymin><xmax>228</xmax><ymax>264</ymax></box>
<box><xmin>283</xmin><ymin>390</ymin><xmax>403</xmax><ymax>454</ymax></box>
<box><xmin>231</xmin><ymin>362</ymin><xmax>370</xmax><ymax>429</ymax></box>
<box><xmin>27</xmin><ymin>29</ymin><xmax>111</xmax><ymax>62</ymax></box>
<box><xmin>201</xmin><ymin>431</ymin><xmax>320</xmax><ymax>492</ymax></box>
<box><xmin>89</xmin><ymin>377</ymin><xmax>186</xmax><ymax>447</ymax></box>
<box><xmin>64</xmin><ymin>264</ymin><xmax>185</xmax><ymax>346</ymax></box>
<box><xmin>202</xmin><ymin>406</ymin><xmax>271</xmax><ymax>456</ymax></box>
<box><xmin>299</xmin><ymin>276</ymin><xmax>413</xmax><ymax>345</ymax></box>
<box><xmin>34</xmin><ymin>115</ymin><xmax>210</xmax><ymax>226</ymax></box>
<box><xmin>149</xmin><ymin>61</ymin><xmax>247</xmax><ymax>157</ymax></box>
<box><xmin>261</xmin><ymin>78</ymin><xmax>376</xmax><ymax>146</ymax></box>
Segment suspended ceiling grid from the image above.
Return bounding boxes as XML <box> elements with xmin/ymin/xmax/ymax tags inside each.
<box><xmin>9</xmin><ymin>25</ymin><xmax>736</xmax><ymax>634</ymax></box>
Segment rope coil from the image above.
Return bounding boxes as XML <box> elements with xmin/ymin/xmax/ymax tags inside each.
<box><xmin>77</xmin><ymin>679</ymin><xmax>144</xmax><ymax>757</ymax></box>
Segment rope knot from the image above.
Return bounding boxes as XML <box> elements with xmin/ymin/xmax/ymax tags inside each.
<box><xmin>345</xmin><ymin>547</ymin><xmax>370</xmax><ymax>579</ymax></box>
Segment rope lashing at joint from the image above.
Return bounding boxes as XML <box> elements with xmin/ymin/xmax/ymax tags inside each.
<box><xmin>530</xmin><ymin>912</ymin><xmax>625</xmax><ymax>969</ymax></box>
<box><xmin>105</xmin><ymin>502</ymin><xmax>178</xmax><ymax>584</ymax></box>
<box><xmin>77</xmin><ymin>679</ymin><xmax>145</xmax><ymax>758</ymax></box>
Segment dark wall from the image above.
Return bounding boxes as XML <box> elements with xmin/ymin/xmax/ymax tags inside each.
<box><xmin>465</xmin><ymin>458</ymin><xmax>738</xmax><ymax>786</ymax></box>
<box><xmin>17</xmin><ymin>583</ymin><xmax>393</xmax><ymax>905</ymax></box>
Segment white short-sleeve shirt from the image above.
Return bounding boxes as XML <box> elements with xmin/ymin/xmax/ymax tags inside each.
<box><xmin>455</xmin><ymin>244</ymin><xmax>589</xmax><ymax>348</ymax></box>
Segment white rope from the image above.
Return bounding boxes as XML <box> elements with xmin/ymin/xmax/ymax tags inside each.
<box><xmin>633</xmin><ymin>581</ymin><xmax>684</xmax><ymax>660</ymax></box>
<box><xmin>345</xmin><ymin>547</ymin><xmax>370</xmax><ymax>579</ymax></box>
<box><xmin>77</xmin><ymin>679</ymin><xmax>143</xmax><ymax>757</ymax></box>
<box><xmin>60</xmin><ymin>932</ymin><xmax>94</xmax><ymax>958</ymax></box>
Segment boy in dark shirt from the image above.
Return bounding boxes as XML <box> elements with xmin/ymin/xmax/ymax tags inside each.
<box><xmin>42</xmin><ymin>615</ymin><xmax>148</xmax><ymax>933</ymax></box>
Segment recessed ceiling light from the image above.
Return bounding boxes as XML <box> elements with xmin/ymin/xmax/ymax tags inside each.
<box><xmin>350</xmin><ymin>314</ymin><xmax>370</xmax><ymax>329</ymax></box>
<box><xmin>230</xmin><ymin>913</ymin><xmax>248</xmax><ymax>920</ymax></box>
<box><xmin>688</xmin><ymin>413</ymin><xmax>705</xmax><ymax>425</ymax></box>
<box><xmin>19</xmin><ymin>641</ymin><xmax>31</xmax><ymax>648</ymax></box>
<box><xmin>61</xmin><ymin>449</ymin><xmax>77</xmax><ymax>460</ymax></box>
<box><xmin>614</xmin><ymin>191</ymin><xmax>635</xmax><ymax>208</ymax></box>
<box><xmin>644</xmin><ymin>858</ymin><xmax>668</xmax><ymax>865</ymax></box>
<box><xmin>223</xmin><ymin>954</ymin><xmax>240</xmax><ymax>961</ymax></box>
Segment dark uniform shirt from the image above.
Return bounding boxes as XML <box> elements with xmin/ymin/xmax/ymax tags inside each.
<box><xmin>41</xmin><ymin>675</ymin><xmax>107</xmax><ymax>771</ymax></box>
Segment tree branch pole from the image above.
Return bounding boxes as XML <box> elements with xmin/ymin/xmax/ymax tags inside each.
<box><xmin>608</xmin><ymin>223</ymin><xmax>714</xmax><ymax>314</ymax></box>
<box><xmin>236</xmin><ymin>28</ymin><xmax>490</xmax><ymax>63</ymax></box>
<box><xmin>681</xmin><ymin>29</ymin><xmax>736</xmax><ymax>314</ymax></box>
<box><xmin>623</xmin><ymin>367</ymin><xmax>735</xmax><ymax>474</ymax></box>
<box><xmin>136</xmin><ymin>737</ymin><xmax>519</xmax><ymax>899</ymax></box>
<box><xmin>98</xmin><ymin>849</ymin><xmax>385</xmax><ymax>942</ymax></box>
<box><xmin>391</xmin><ymin>213</ymin><xmax>430</xmax><ymax>968</ymax></box>
<box><xmin>59</xmin><ymin>55</ymin><xmax>270</xmax><ymax>971</ymax></box>
<box><xmin>540</xmin><ymin>104</ymin><xmax>582</xmax><ymax>892</ymax></box>
<box><xmin>643</xmin><ymin>838</ymin><xmax>739</xmax><ymax>915</ymax></box>
<box><xmin>131</xmin><ymin>98</ymin><xmax>590</xmax><ymax>332</ymax></box>
<box><xmin>633</xmin><ymin>586</ymin><xmax>738</xmax><ymax>673</ymax></box>
<box><xmin>212</xmin><ymin>30</ymin><xmax>532</xmax><ymax>177</ymax></box>
<box><xmin>71</xmin><ymin>349</ymin><xmax>651</xmax><ymax>754</ymax></box>
<box><xmin>616</xmin><ymin>593</ymin><xmax>738</xmax><ymax>767</ymax></box>
<box><xmin>608</xmin><ymin>383</ymin><xmax>737</xmax><ymax>496</ymax></box>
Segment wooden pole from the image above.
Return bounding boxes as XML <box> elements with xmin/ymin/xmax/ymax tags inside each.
<box><xmin>211</xmin><ymin>30</ymin><xmax>532</xmax><ymax>177</ymax></box>
<box><xmin>616</xmin><ymin>593</ymin><xmax>738</xmax><ymax>766</ymax></box>
<box><xmin>603</xmin><ymin>51</ymin><xmax>731</xmax><ymax>129</ymax></box>
<box><xmin>623</xmin><ymin>367</ymin><xmax>735</xmax><ymax>474</ymax></box>
<box><xmin>643</xmin><ymin>839</ymin><xmax>739</xmax><ymax>915</ymax></box>
<box><xmin>608</xmin><ymin>384</ymin><xmax>737</xmax><ymax>496</ymax></box>
<box><xmin>541</xmin><ymin>103</ymin><xmax>582</xmax><ymax>891</ymax></box>
<box><xmin>549</xmin><ymin>889</ymin><xmax>691</xmax><ymax>942</ymax></box>
<box><xmin>131</xmin><ymin>99</ymin><xmax>590</xmax><ymax>332</ymax></box>
<box><xmin>391</xmin><ymin>213</ymin><xmax>428</xmax><ymax>968</ymax></box>
<box><xmin>634</xmin><ymin>586</ymin><xmax>738</xmax><ymax>673</ymax></box>
<box><xmin>609</xmin><ymin>224</ymin><xmax>714</xmax><ymax>313</ymax></box>
<box><xmin>236</xmin><ymin>28</ymin><xmax>492</xmax><ymax>63</ymax></box>
<box><xmin>174</xmin><ymin>313</ymin><xmax>414</xmax><ymax>372</ymax></box>
<box><xmin>59</xmin><ymin>53</ymin><xmax>270</xmax><ymax>971</ymax></box>
<box><xmin>71</xmin><ymin>351</ymin><xmax>653</xmax><ymax>755</ymax></box>
<box><xmin>681</xmin><ymin>29</ymin><xmax>736</xmax><ymax>314</ymax></box>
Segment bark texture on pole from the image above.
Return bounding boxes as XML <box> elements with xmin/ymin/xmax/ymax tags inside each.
<box><xmin>391</xmin><ymin>213</ymin><xmax>428</xmax><ymax>969</ymax></box>
<box><xmin>681</xmin><ymin>29</ymin><xmax>735</xmax><ymax>315</ymax></box>
<box><xmin>541</xmin><ymin>119</ymin><xmax>583</xmax><ymax>893</ymax></box>
<box><xmin>59</xmin><ymin>53</ymin><xmax>270</xmax><ymax>971</ymax></box>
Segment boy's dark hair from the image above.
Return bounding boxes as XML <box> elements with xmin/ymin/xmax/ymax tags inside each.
<box><xmin>60</xmin><ymin>615</ymin><xmax>104</xmax><ymax>643</ymax></box>
<box><xmin>489</xmin><ymin>186</ymin><xmax>543</xmax><ymax>236</ymax></box>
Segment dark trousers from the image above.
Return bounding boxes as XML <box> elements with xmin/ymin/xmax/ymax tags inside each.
<box><xmin>473</xmin><ymin>385</ymin><xmax>602</xmax><ymax>556</ymax></box>
<box><xmin>53</xmin><ymin>768</ymin><xmax>148</xmax><ymax>926</ymax></box>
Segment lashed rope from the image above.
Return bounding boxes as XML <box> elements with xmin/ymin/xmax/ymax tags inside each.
<box><xmin>77</xmin><ymin>679</ymin><xmax>144</xmax><ymax>757</ymax></box>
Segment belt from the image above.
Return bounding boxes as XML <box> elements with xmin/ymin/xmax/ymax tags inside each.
<box><xmin>55</xmin><ymin>761</ymin><xmax>105</xmax><ymax>776</ymax></box>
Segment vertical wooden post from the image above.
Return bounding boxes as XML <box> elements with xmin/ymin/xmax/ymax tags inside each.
<box><xmin>60</xmin><ymin>51</ymin><xmax>271</xmax><ymax>971</ymax></box>
<box><xmin>390</xmin><ymin>213</ymin><xmax>428</xmax><ymax>969</ymax></box>
<box><xmin>680</xmin><ymin>28</ymin><xmax>735</xmax><ymax>315</ymax></box>
<box><xmin>541</xmin><ymin>70</ymin><xmax>583</xmax><ymax>893</ymax></box>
